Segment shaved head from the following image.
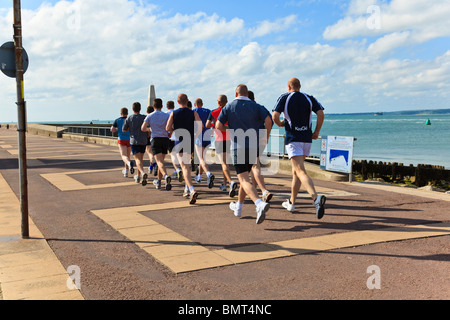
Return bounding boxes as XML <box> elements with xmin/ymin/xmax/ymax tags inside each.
<box><xmin>177</xmin><ymin>93</ymin><xmax>188</xmax><ymax>106</ymax></box>
<box><xmin>235</xmin><ymin>84</ymin><xmax>249</xmax><ymax>97</ymax></box>
<box><xmin>288</xmin><ymin>78</ymin><xmax>301</xmax><ymax>91</ymax></box>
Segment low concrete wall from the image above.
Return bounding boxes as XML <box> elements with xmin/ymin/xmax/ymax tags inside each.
<box><xmin>27</xmin><ymin>124</ymin><xmax>66</xmax><ymax>138</ymax></box>
<box><xmin>61</xmin><ymin>133</ymin><xmax>118</xmax><ymax>147</ymax></box>
<box><xmin>267</xmin><ymin>158</ymin><xmax>348</xmax><ymax>182</ymax></box>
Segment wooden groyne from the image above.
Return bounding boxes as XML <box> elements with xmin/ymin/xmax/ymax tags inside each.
<box><xmin>352</xmin><ymin>160</ymin><xmax>450</xmax><ymax>188</ymax></box>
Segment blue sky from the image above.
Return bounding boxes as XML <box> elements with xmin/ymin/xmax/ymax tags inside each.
<box><xmin>0</xmin><ymin>0</ymin><xmax>449</xmax><ymax>122</ymax></box>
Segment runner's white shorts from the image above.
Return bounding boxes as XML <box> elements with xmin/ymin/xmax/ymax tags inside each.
<box><xmin>286</xmin><ymin>142</ymin><xmax>312</xmax><ymax>159</ymax></box>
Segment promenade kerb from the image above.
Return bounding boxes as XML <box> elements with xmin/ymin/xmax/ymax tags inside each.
<box><xmin>0</xmin><ymin>127</ymin><xmax>449</xmax><ymax>300</ymax></box>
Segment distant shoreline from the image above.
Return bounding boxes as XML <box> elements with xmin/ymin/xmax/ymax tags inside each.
<box><xmin>327</xmin><ymin>108</ymin><xmax>450</xmax><ymax>117</ymax></box>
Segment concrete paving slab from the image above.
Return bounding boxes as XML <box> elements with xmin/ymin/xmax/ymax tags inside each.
<box><xmin>157</xmin><ymin>250</ymin><xmax>234</xmax><ymax>274</ymax></box>
<box><xmin>0</xmin><ymin>172</ymin><xmax>84</xmax><ymax>300</ymax></box>
<box><xmin>215</xmin><ymin>244</ymin><xmax>293</xmax><ymax>264</ymax></box>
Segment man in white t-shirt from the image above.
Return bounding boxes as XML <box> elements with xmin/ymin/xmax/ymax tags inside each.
<box><xmin>141</xmin><ymin>98</ymin><xmax>172</xmax><ymax>191</ymax></box>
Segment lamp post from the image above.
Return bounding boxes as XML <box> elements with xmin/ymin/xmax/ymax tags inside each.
<box><xmin>13</xmin><ymin>0</ymin><xmax>29</xmax><ymax>238</ymax></box>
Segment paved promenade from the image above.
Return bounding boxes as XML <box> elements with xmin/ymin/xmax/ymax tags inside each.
<box><xmin>0</xmin><ymin>127</ymin><xmax>449</xmax><ymax>300</ymax></box>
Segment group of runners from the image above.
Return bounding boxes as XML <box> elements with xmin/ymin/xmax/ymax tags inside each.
<box><xmin>111</xmin><ymin>78</ymin><xmax>326</xmax><ymax>224</ymax></box>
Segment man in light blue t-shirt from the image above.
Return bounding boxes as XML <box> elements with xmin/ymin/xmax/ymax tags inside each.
<box><xmin>216</xmin><ymin>84</ymin><xmax>272</xmax><ymax>224</ymax></box>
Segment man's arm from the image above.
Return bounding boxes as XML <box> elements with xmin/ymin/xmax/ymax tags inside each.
<box><xmin>141</xmin><ymin>119</ymin><xmax>150</xmax><ymax>133</ymax></box>
<box><xmin>205</xmin><ymin>118</ymin><xmax>214</xmax><ymax>129</ymax></box>
<box><xmin>194</xmin><ymin>111</ymin><xmax>203</xmax><ymax>139</ymax></box>
<box><xmin>272</xmin><ymin>111</ymin><xmax>285</xmax><ymax>127</ymax></box>
<box><xmin>312</xmin><ymin>109</ymin><xmax>324</xmax><ymax>140</ymax></box>
<box><xmin>215</xmin><ymin>120</ymin><xmax>227</xmax><ymax>132</ymax></box>
<box><xmin>122</xmin><ymin>120</ymin><xmax>129</xmax><ymax>133</ymax></box>
<box><xmin>165</xmin><ymin>112</ymin><xmax>174</xmax><ymax>135</ymax></box>
<box><xmin>264</xmin><ymin>115</ymin><xmax>273</xmax><ymax>143</ymax></box>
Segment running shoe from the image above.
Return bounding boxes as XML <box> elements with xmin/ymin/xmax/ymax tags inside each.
<box><xmin>229</xmin><ymin>181</ymin><xmax>238</xmax><ymax>198</ymax></box>
<box><xmin>262</xmin><ymin>190</ymin><xmax>273</xmax><ymax>203</ymax></box>
<box><xmin>219</xmin><ymin>184</ymin><xmax>227</xmax><ymax>192</ymax></box>
<box><xmin>134</xmin><ymin>175</ymin><xmax>140</xmax><ymax>184</ymax></box>
<box><xmin>256</xmin><ymin>201</ymin><xmax>270</xmax><ymax>224</ymax></box>
<box><xmin>183</xmin><ymin>190</ymin><xmax>190</xmax><ymax>198</ymax></box>
<box><xmin>314</xmin><ymin>195</ymin><xmax>326</xmax><ymax>219</ymax></box>
<box><xmin>155</xmin><ymin>180</ymin><xmax>161</xmax><ymax>190</ymax></box>
<box><xmin>177</xmin><ymin>170</ymin><xmax>184</xmax><ymax>183</ymax></box>
<box><xmin>282</xmin><ymin>199</ymin><xmax>295</xmax><ymax>213</ymax></box>
<box><xmin>229</xmin><ymin>202</ymin><xmax>242</xmax><ymax>218</ymax></box>
<box><xmin>195</xmin><ymin>175</ymin><xmax>202</xmax><ymax>183</ymax></box>
<box><xmin>165</xmin><ymin>175</ymin><xmax>172</xmax><ymax>191</ymax></box>
<box><xmin>122</xmin><ymin>169</ymin><xmax>128</xmax><ymax>178</ymax></box>
<box><xmin>142</xmin><ymin>173</ymin><xmax>148</xmax><ymax>186</ymax></box>
<box><xmin>153</xmin><ymin>163</ymin><xmax>158</xmax><ymax>176</ymax></box>
<box><xmin>148</xmin><ymin>165</ymin><xmax>153</xmax><ymax>175</ymax></box>
<box><xmin>207</xmin><ymin>174</ymin><xmax>215</xmax><ymax>189</ymax></box>
<box><xmin>129</xmin><ymin>161</ymin><xmax>135</xmax><ymax>175</ymax></box>
<box><xmin>189</xmin><ymin>191</ymin><xmax>199</xmax><ymax>205</ymax></box>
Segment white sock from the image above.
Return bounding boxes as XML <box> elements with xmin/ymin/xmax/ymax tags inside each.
<box><xmin>236</xmin><ymin>202</ymin><xmax>244</xmax><ymax>210</ymax></box>
<box><xmin>206</xmin><ymin>171</ymin><xmax>212</xmax><ymax>178</ymax></box>
<box><xmin>189</xmin><ymin>185</ymin><xmax>195</xmax><ymax>193</ymax></box>
<box><xmin>255</xmin><ymin>199</ymin><xmax>263</xmax><ymax>207</ymax></box>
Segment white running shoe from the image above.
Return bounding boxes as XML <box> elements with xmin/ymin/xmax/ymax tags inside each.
<box><xmin>282</xmin><ymin>199</ymin><xmax>295</xmax><ymax>213</ymax></box>
<box><xmin>256</xmin><ymin>202</ymin><xmax>270</xmax><ymax>224</ymax></box>
<box><xmin>229</xmin><ymin>202</ymin><xmax>242</xmax><ymax>218</ymax></box>
<box><xmin>229</xmin><ymin>181</ymin><xmax>238</xmax><ymax>198</ymax></box>
<box><xmin>314</xmin><ymin>195</ymin><xmax>326</xmax><ymax>219</ymax></box>
<box><xmin>189</xmin><ymin>191</ymin><xmax>199</xmax><ymax>205</ymax></box>
<box><xmin>262</xmin><ymin>190</ymin><xmax>273</xmax><ymax>203</ymax></box>
<box><xmin>122</xmin><ymin>169</ymin><xmax>128</xmax><ymax>178</ymax></box>
<box><xmin>128</xmin><ymin>161</ymin><xmax>135</xmax><ymax>175</ymax></box>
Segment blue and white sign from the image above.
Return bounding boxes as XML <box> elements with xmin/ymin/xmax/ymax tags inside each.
<box><xmin>320</xmin><ymin>136</ymin><xmax>354</xmax><ymax>174</ymax></box>
<box><xmin>0</xmin><ymin>41</ymin><xmax>29</xmax><ymax>78</ymax></box>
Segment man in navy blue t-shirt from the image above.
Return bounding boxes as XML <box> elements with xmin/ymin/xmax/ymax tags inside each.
<box><xmin>272</xmin><ymin>77</ymin><xmax>326</xmax><ymax>219</ymax></box>
<box><xmin>216</xmin><ymin>84</ymin><xmax>272</xmax><ymax>224</ymax></box>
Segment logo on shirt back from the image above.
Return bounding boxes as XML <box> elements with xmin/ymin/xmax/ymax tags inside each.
<box><xmin>294</xmin><ymin>126</ymin><xmax>308</xmax><ymax>132</ymax></box>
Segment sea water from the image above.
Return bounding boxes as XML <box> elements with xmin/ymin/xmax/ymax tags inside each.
<box><xmin>268</xmin><ymin>114</ymin><xmax>450</xmax><ymax>169</ymax></box>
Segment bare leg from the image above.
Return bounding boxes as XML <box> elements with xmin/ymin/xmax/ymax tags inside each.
<box><xmin>290</xmin><ymin>155</ymin><xmax>318</xmax><ymax>202</ymax></box>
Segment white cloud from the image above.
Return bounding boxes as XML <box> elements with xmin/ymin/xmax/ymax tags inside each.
<box><xmin>324</xmin><ymin>0</ymin><xmax>450</xmax><ymax>43</ymax></box>
<box><xmin>250</xmin><ymin>14</ymin><xmax>298</xmax><ymax>38</ymax></box>
<box><xmin>0</xmin><ymin>0</ymin><xmax>449</xmax><ymax>122</ymax></box>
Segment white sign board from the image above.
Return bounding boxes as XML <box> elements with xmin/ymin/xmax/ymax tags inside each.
<box><xmin>320</xmin><ymin>136</ymin><xmax>354</xmax><ymax>174</ymax></box>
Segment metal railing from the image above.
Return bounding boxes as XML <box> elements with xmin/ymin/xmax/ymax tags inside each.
<box><xmin>64</xmin><ymin>125</ymin><xmax>117</xmax><ymax>139</ymax></box>
<box><xmin>61</xmin><ymin>125</ymin><xmax>338</xmax><ymax>160</ymax></box>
